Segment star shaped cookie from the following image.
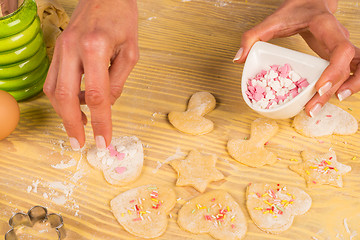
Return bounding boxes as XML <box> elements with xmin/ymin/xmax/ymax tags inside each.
<box><xmin>170</xmin><ymin>150</ymin><xmax>225</xmax><ymax>192</ymax></box>
<box><xmin>289</xmin><ymin>150</ymin><xmax>351</xmax><ymax>187</ymax></box>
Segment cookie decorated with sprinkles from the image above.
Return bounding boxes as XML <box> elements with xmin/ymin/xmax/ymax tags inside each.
<box><xmin>292</xmin><ymin>102</ymin><xmax>358</xmax><ymax>137</ymax></box>
<box><xmin>289</xmin><ymin>150</ymin><xmax>352</xmax><ymax>188</ymax></box>
<box><xmin>246</xmin><ymin>183</ymin><xmax>311</xmax><ymax>234</ymax></box>
<box><xmin>177</xmin><ymin>190</ymin><xmax>247</xmax><ymax>240</ymax></box>
<box><xmin>87</xmin><ymin>136</ymin><xmax>143</xmax><ymax>186</ymax></box>
<box><xmin>110</xmin><ymin>185</ymin><xmax>176</xmax><ymax>238</ymax></box>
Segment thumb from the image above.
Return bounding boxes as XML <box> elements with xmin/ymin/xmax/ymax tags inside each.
<box><xmin>233</xmin><ymin>13</ymin><xmax>284</xmax><ymax>63</ymax></box>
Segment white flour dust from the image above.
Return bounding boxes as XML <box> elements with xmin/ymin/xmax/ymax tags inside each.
<box><xmin>152</xmin><ymin>147</ymin><xmax>186</xmax><ymax>173</ymax></box>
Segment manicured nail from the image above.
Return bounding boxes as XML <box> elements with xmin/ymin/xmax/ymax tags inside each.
<box><xmin>69</xmin><ymin>137</ymin><xmax>80</xmax><ymax>151</ymax></box>
<box><xmin>337</xmin><ymin>89</ymin><xmax>352</xmax><ymax>101</ymax></box>
<box><xmin>233</xmin><ymin>47</ymin><xmax>243</xmax><ymax>62</ymax></box>
<box><xmin>310</xmin><ymin>103</ymin><xmax>322</xmax><ymax>118</ymax></box>
<box><xmin>96</xmin><ymin>135</ymin><xmax>106</xmax><ymax>149</ymax></box>
<box><xmin>318</xmin><ymin>82</ymin><xmax>332</xmax><ymax>96</ymax></box>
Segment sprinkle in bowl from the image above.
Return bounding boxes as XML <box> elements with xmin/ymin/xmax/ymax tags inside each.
<box><xmin>241</xmin><ymin>41</ymin><xmax>329</xmax><ymax>119</ymax></box>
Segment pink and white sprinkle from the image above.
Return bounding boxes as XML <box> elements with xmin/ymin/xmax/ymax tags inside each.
<box><xmin>246</xmin><ymin>64</ymin><xmax>309</xmax><ymax>109</ymax></box>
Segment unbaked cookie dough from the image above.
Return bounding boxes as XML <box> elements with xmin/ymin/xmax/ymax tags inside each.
<box><xmin>177</xmin><ymin>190</ymin><xmax>247</xmax><ymax>240</ymax></box>
<box><xmin>227</xmin><ymin>118</ymin><xmax>279</xmax><ymax>167</ymax></box>
<box><xmin>289</xmin><ymin>150</ymin><xmax>352</xmax><ymax>188</ymax></box>
<box><xmin>168</xmin><ymin>92</ymin><xmax>216</xmax><ymax>135</ymax></box>
<box><xmin>169</xmin><ymin>149</ymin><xmax>224</xmax><ymax>192</ymax></box>
<box><xmin>246</xmin><ymin>183</ymin><xmax>312</xmax><ymax>234</ymax></box>
<box><xmin>87</xmin><ymin>136</ymin><xmax>143</xmax><ymax>186</ymax></box>
<box><xmin>110</xmin><ymin>185</ymin><xmax>176</xmax><ymax>238</ymax></box>
<box><xmin>292</xmin><ymin>102</ymin><xmax>358</xmax><ymax>137</ymax></box>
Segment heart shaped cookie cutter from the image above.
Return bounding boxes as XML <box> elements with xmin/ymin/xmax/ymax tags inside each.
<box><xmin>5</xmin><ymin>205</ymin><xmax>66</xmax><ymax>240</ymax></box>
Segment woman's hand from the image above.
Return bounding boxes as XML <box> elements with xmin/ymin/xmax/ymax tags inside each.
<box><xmin>43</xmin><ymin>0</ymin><xmax>139</xmax><ymax>150</ymax></box>
<box><xmin>234</xmin><ymin>0</ymin><xmax>359</xmax><ymax>117</ymax></box>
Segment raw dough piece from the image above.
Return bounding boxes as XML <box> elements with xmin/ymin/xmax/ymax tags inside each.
<box><xmin>87</xmin><ymin>136</ymin><xmax>143</xmax><ymax>186</ymax></box>
<box><xmin>246</xmin><ymin>183</ymin><xmax>311</xmax><ymax>234</ymax></box>
<box><xmin>110</xmin><ymin>185</ymin><xmax>176</xmax><ymax>239</ymax></box>
<box><xmin>227</xmin><ymin>118</ymin><xmax>279</xmax><ymax>167</ymax></box>
<box><xmin>292</xmin><ymin>102</ymin><xmax>358</xmax><ymax>137</ymax></box>
<box><xmin>289</xmin><ymin>150</ymin><xmax>351</xmax><ymax>188</ymax></box>
<box><xmin>169</xmin><ymin>150</ymin><xmax>224</xmax><ymax>192</ymax></box>
<box><xmin>177</xmin><ymin>190</ymin><xmax>247</xmax><ymax>240</ymax></box>
<box><xmin>168</xmin><ymin>92</ymin><xmax>216</xmax><ymax>135</ymax></box>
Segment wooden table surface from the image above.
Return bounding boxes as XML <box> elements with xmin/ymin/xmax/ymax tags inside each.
<box><xmin>1</xmin><ymin>0</ymin><xmax>360</xmax><ymax>239</ymax></box>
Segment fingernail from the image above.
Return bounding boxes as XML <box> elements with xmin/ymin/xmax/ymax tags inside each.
<box><xmin>337</xmin><ymin>89</ymin><xmax>352</xmax><ymax>101</ymax></box>
<box><xmin>69</xmin><ymin>137</ymin><xmax>80</xmax><ymax>151</ymax></box>
<box><xmin>310</xmin><ymin>103</ymin><xmax>322</xmax><ymax>118</ymax></box>
<box><xmin>233</xmin><ymin>47</ymin><xmax>243</xmax><ymax>63</ymax></box>
<box><xmin>318</xmin><ymin>82</ymin><xmax>332</xmax><ymax>96</ymax></box>
<box><xmin>96</xmin><ymin>135</ymin><xmax>106</xmax><ymax>149</ymax></box>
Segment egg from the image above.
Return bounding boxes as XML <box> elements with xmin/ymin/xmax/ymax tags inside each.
<box><xmin>0</xmin><ymin>90</ymin><xmax>20</xmax><ymax>140</ymax></box>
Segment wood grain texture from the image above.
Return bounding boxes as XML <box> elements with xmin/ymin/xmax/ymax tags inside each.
<box><xmin>1</xmin><ymin>0</ymin><xmax>360</xmax><ymax>239</ymax></box>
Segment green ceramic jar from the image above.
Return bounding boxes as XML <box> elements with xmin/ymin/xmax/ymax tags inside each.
<box><xmin>0</xmin><ymin>0</ymin><xmax>49</xmax><ymax>101</ymax></box>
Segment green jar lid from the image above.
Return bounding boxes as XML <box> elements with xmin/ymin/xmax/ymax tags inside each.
<box><xmin>0</xmin><ymin>17</ymin><xmax>40</xmax><ymax>52</ymax></box>
<box><xmin>0</xmin><ymin>0</ymin><xmax>49</xmax><ymax>101</ymax></box>
<box><xmin>0</xmin><ymin>0</ymin><xmax>37</xmax><ymax>38</ymax></box>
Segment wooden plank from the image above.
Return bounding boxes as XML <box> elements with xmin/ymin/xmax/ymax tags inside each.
<box><xmin>1</xmin><ymin>0</ymin><xmax>359</xmax><ymax>239</ymax></box>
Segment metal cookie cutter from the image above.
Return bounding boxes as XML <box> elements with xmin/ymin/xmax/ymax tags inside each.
<box><xmin>5</xmin><ymin>205</ymin><xmax>66</xmax><ymax>240</ymax></box>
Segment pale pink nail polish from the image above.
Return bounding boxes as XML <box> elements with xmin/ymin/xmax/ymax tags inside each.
<box><xmin>337</xmin><ymin>89</ymin><xmax>352</xmax><ymax>101</ymax></box>
<box><xmin>233</xmin><ymin>47</ymin><xmax>243</xmax><ymax>62</ymax></box>
<box><xmin>310</xmin><ymin>103</ymin><xmax>322</xmax><ymax>118</ymax></box>
<box><xmin>96</xmin><ymin>135</ymin><xmax>106</xmax><ymax>149</ymax></box>
<box><xmin>69</xmin><ymin>137</ymin><xmax>80</xmax><ymax>151</ymax></box>
<box><xmin>318</xmin><ymin>82</ymin><xmax>332</xmax><ymax>96</ymax></box>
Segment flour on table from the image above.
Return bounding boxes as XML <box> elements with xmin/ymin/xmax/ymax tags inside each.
<box><xmin>51</xmin><ymin>158</ymin><xmax>76</xmax><ymax>169</ymax></box>
<box><xmin>152</xmin><ymin>147</ymin><xmax>186</xmax><ymax>173</ymax></box>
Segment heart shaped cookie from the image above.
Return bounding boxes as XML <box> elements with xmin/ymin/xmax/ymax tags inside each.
<box><xmin>292</xmin><ymin>102</ymin><xmax>358</xmax><ymax>137</ymax></box>
<box><xmin>246</xmin><ymin>183</ymin><xmax>311</xmax><ymax>234</ymax></box>
<box><xmin>87</xmin><ymin>136</ymin><xmax>143</xmax><ymax>186</ymax></box>
<box><xmin>227</xmin><ymin>118</ymin><xmax>279</xmax><ymax>167</ymax></box>
<box><xmin>110</xmin><ymin>185</ymin><xmax>176</xmax><ymax>238</ymax></box>
<box><xmin>177</xmin><ymin>190</ymin><xmax>247</xmax><ymax>240</ymax></box>
<box><xmin>168</xmin><ymin>92</ymin><xmax>216</xmax><ymax>135</ymax></box>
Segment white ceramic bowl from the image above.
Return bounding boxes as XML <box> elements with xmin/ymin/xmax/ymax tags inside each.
<box><xmin>241</xmin><ymin>41</ymin><xmax>329</xmax><ymax>119</ymax></box>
